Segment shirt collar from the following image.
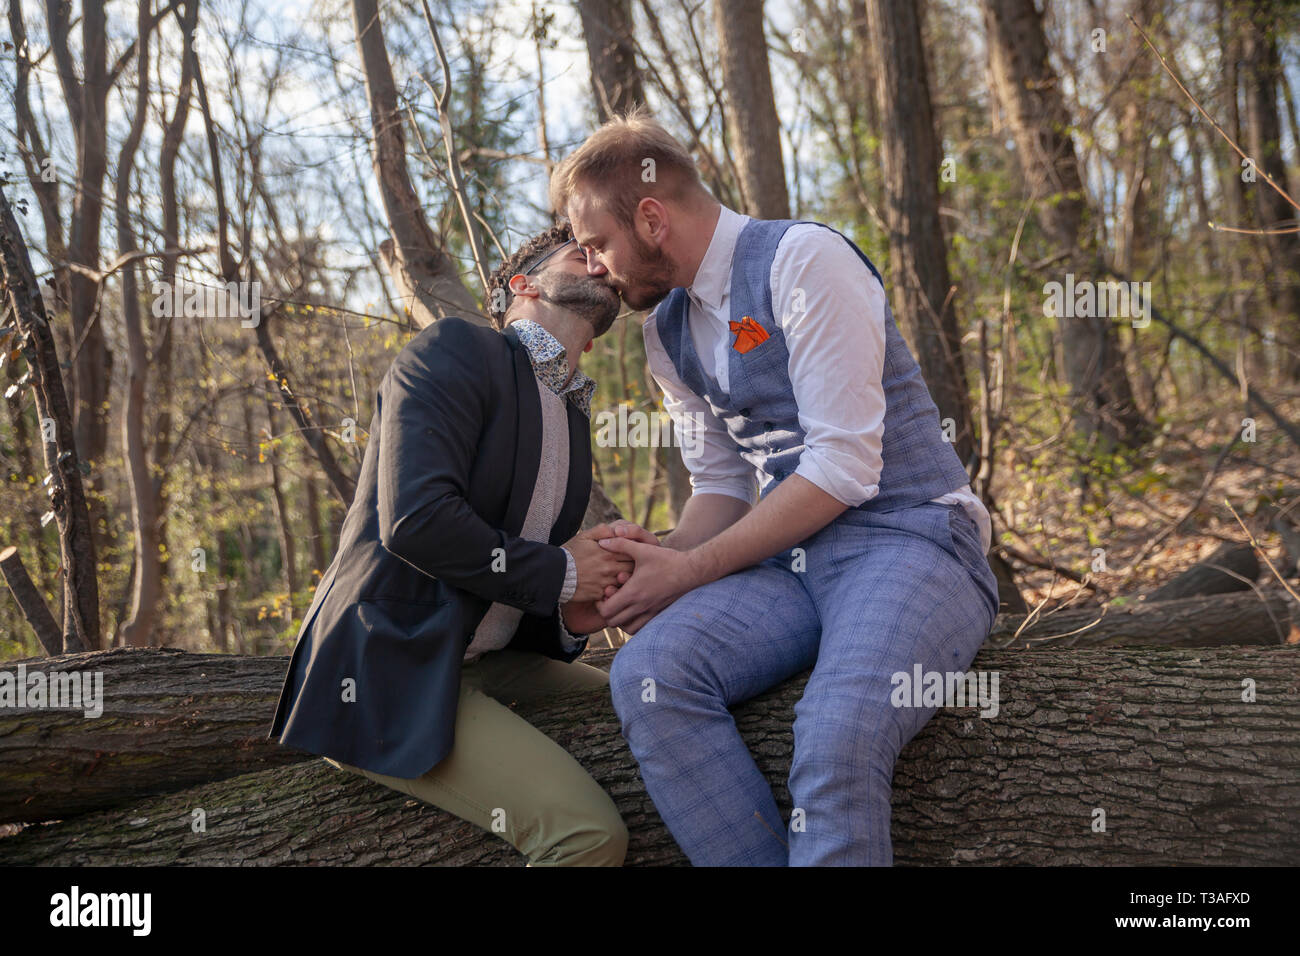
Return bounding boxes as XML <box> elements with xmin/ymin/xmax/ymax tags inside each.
<box><xmin>688</xmin><ymin>204</ymin><xmax>748</xmax><ymax>313</ymax></box>
<box><xmin>508</xmin><ymin>319</ymin><xmax>596</xmax><ymax>418</ymax></box>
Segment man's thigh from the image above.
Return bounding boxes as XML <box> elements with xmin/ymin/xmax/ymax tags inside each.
<box><xmin>795</xmin><ymin>504</ymin><xmax>993</xmax><ymax>760</ymax></box>
<box><xmin>810</xmin><ymin>503</ymin><xmax>993</xmax><ymax>675</ymax></box>
<box><xmin>329</xmin><ymin>673</ymin><xmax>625</xmax><ymax>865</ymax></box>
<box><xmin>612</xmin><ymin>557</ymin><xmax>821</xmax><ymax>708</ymax></box>
<box><xmin>473</xmin><ymin>648</ymin><xmax>610</xmax><ymax>708</ymax></box>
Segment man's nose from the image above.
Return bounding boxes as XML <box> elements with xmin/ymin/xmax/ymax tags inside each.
<box><xmin>584</xmin><ymin>250</ymin><xmax>607</xmax><ymax>276</ymax></box>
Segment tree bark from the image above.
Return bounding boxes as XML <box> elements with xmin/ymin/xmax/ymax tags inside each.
<box><xmin>2</xmin><ymin>645</ymin><xmax>1297</xmax><ymax>865</ymax></box>
<box><xmin>712</xmin><ymin>0</ymin><xmax>790</xmax><ymax>219</ymax></box>
<box><xmin>6</xmin><ymin>591</ymin><xmax>1285</xmax><ymax>827</ymax></box>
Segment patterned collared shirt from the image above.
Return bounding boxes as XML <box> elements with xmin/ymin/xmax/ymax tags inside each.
<box><xmin>510</xmin><ymin>320</ymin><xmax>596</xmax><ymax>418</ymax></box>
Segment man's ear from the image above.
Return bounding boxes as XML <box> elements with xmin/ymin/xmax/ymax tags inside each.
<box><xmin>637</xmin><ymin>196</ymin><xmax>669</xmax><ymax>246</ymax></box>
<box><xmin>508</xmin><ymin>273</ymin><xmax>539</xmax><ymax>299</ymax></box>
<box><xmin>583</xmin><ymin>339</ymin><xmax>594</xmax><ymax>353</ymax></box>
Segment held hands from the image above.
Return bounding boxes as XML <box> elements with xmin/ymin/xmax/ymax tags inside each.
<box><xmin>593</xmin><ymin>535</ymin><xmax>702</xmax><ymax>635</ymax></box>
<box><xmin>561</xmin><ymin>520</ymin><xmax>661</xmax><ymax>634</ymax></box>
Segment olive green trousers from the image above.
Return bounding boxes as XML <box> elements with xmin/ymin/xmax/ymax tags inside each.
<box><xmin>325</xmin><ymin>648</ymin><xmax>627</xmax><ymax>866</ymax></box>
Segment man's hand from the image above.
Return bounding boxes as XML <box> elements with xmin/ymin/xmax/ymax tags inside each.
<box><xmin>561</xmin><ymin>599</ymin><xmax>608</xmax><ymax>635</ymax></box>
<box><xmin>603</xmin><ymin>519</ymin><xmax>661</xmax><ymax>547</ymax></box>
<box><xmin>564</xmin><ymin>525</ymin><xmax>635</xmax><ymax>602</ymax></box>
<box><xmin>593</xmin><ymin>537</ymin><xmax>704</xmax><ymax>634</ymax></box>
<box><xmin>594</xmin><ymin>519</ymin><xmax>662</xmax><ymax>599</ymax></box>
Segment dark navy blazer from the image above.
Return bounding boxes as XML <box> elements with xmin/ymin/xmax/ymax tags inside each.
<box><xmin>268</xmin><ymin>317</ymin><xmax>593</xmax><ymax>777</ymax></box>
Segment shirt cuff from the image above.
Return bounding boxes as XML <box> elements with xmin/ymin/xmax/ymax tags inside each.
<box><xmin>558</xmin><ymin>616</ymin><xmax>586</xmax><ymax>652</ymax></box>
<box><xmin>689</xmin><ymin>476</ymin><xmax>758</xmax><ymax>504</ymax></box>
<box><xmin>794</xmin><ymin>453</ymin><xmax>875</xmax><ymax>508</ymax></box>
<box><xmin>559</xmin><ymin>547</ymin><xmax>577</xmax><ymax>604</ymax></box>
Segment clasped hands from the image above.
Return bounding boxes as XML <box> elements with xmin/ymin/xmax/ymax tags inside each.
<box><xmin>561</xmin><ymin>520</ymin><xmax>702</xmax><ymax>635</ymax></box>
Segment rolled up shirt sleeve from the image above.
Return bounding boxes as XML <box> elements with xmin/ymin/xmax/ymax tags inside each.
<box><xmin>644</xmin><ymin>312</ymin><xmax>756</xmax><ymax>505</ymax></box>
<box><xmin>771</xmin><ymin>224</ymin><xmax>890</xmax><ymax>508</ymax></box>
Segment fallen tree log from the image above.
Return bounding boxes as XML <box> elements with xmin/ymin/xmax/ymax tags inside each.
<box><xmin>7</xmin><ymin>589</ymin><xmax>1296</xmax><ymax>825</ymax></box>
<box><xmin>0</xmin><ymin>648</ymin><xmax>309</xmax><ymax>825</ymax></box>
<box><xmin>2</xmin><ymin>645</ymin><xmax>1297</xmax><ymax>865</ymax></box>
<box><xmin>990</xmin><ymin>590</ymin><xmax>1294</xmax><ymax>648</ymax></box>
<box><xmin>1143</xmin><ymin>542</ymin><xmax>1259</xmax><ymax>602</ymax></box>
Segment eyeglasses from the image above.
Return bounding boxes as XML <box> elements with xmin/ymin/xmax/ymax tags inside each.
<box><xmin>522</xmin><ymin>237</ymin><xmax>578</xmax><ymax>276</ymax></box>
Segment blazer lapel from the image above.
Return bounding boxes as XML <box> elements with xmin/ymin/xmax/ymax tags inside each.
<box><xmin>503</xmin><ymin>325</ymin><xmax>541</xmax><ymax>536</ymax></box>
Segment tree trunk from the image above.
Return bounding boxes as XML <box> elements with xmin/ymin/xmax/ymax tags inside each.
<box><xmin>713</xmin><ymin>0</ymin><xmax>790</xmax><ymax>219</ymax></box>
<box><xmin>56</xmin><ymin>0</ymin><xmax>116</xmax><ymax>568</ymax></box>
<box><xmin>981</xmin><ymin>0</ymin><xmax>1148</xmax><ymax>452</ymax></box>
<box><xmin>2</xmin><ymin>645</ymin><xmax>1297</xmax><ymax>865</ymax></box>
<box><xmin>0</xmin><ymin>188</ymin><xmax>100</xmax><ymax>652</ymax></box>
<box><xmin>577</xmin><ymin>0</ymin><xmax>645</xmax><ymax>121</ymax></box>
<box><xmin>352</xmin><ymin>0</ymin><xmax>484</xmax><ymax>328</ymax></box>
<box><xmin>262</xmin><ymin>398</ymin><xmax>299</xmax><ymax>623</ymax></box>
<box><xmin>0</xmin><ymin>648</ymin><xmax>310</xmax><ymax>825</ymax></box>
<box><xmin>117</xmin><ymin>0</ymin><xmax>160</xmax><ymax>650</ymax></box>
<box><xmin>304</xmin><ymin>471</ymin><xmax>328</xmax><ymax>579</ymax></box>
<box><xmin>0</xmin><ymin>547</ymin><xmax>61</xmax><ymax>655</ymax></box>
<box><xmin>153</xmin><ymin>0</ymin><xmax>200</xmax><ymax>627</ymax></box>
<box><xmin>863</xmin><ymin>0</ymin><xmax>975</xmax><ymax>468</ymax></box>
<box><xmin>1239</xmin><ymin>0</ymin><xmax>1300</xmax><ymax>379</ymax></box>
<box><xmin>1143</xmin><ymin>542</ymin><xmax>1259</xmax><ymax>602</ymax></box>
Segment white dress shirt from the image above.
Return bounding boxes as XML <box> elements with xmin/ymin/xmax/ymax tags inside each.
<box><xmin>643</xmin><ymin>205</ymin><xmax>992</xmax><ymax>553</ymax></box>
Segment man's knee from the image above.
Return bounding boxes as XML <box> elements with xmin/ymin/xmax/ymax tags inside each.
<box><xmin>528</xmin><ymin>802</ymin><xmax>629</xmax><ymax>867</ymax></box>
<box><xmin>608</xmin><ymin>623</ymin><xmax>712</xmax><ymax>727</ymax></box>
<box><xmin>793</xmin><ymin>704</ymin><xmax>904</xmax><ymax>787</ymax></box>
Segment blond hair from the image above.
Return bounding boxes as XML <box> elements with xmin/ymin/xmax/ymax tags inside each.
<box><xmin>549</xmin><ymin>106</ymin><xmax>706</xmax><ymax>225</ymax></box>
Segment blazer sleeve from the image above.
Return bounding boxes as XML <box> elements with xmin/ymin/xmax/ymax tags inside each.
<box><xmin>376</xmin><ymin>320</ymin><xmax>567</xmax><ymax>617</ymax></box>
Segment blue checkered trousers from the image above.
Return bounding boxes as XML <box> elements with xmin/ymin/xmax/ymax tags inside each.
<box><xmin>608</xmin><ymin>220</ymin><xmax>1000</xmax><ymax>865</ymax></box>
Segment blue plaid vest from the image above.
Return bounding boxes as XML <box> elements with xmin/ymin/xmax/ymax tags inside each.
<box><xmin>654</xmin><ymin>218</ymin><xmax>970</xmax><ymax>512</ymax></box>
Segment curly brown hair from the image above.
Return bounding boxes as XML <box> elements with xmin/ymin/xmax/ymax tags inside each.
<box><xmin>485</xmin><ymin>221</ymin><xmax>574</xmax><ymax>329</ymax></box>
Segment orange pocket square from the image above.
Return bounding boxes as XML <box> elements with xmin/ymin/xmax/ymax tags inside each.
<box><xmin>728</xmin><ymin>316</ymin><xmax>770</xmax><ymax>354</ymax></box>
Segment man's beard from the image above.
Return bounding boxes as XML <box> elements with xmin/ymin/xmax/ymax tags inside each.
<box><xmin>619</xmin><ymin>233</ymin><xmax>677</xmax><ymax>311</ymax></box>
<box><xmin>534</xmin><ymin>271</ymin><xmax>621</xmax><ymax>336</ymax></box>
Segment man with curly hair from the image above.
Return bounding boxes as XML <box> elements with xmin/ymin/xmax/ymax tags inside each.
<box><xmin>271</xmin><ymin>224</ymin><xmax>641</xmax><ymax>865</ymax></box>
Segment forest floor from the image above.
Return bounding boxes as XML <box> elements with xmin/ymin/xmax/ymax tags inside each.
<box><xmin>989</xmin><ymin>404</ymin><xmax>1300</xmax><ymax>614</ymax></box>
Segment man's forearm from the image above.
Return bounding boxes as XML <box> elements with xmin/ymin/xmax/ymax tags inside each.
<box><xmin>685</xmin><ymin>475</ymin><xmax>848</xmax><ymax>583</ymax></box>
<box><xmin>661</xmin><ymin>493</ymin><xmax>753</xmax><ymax>551</ymax></box>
